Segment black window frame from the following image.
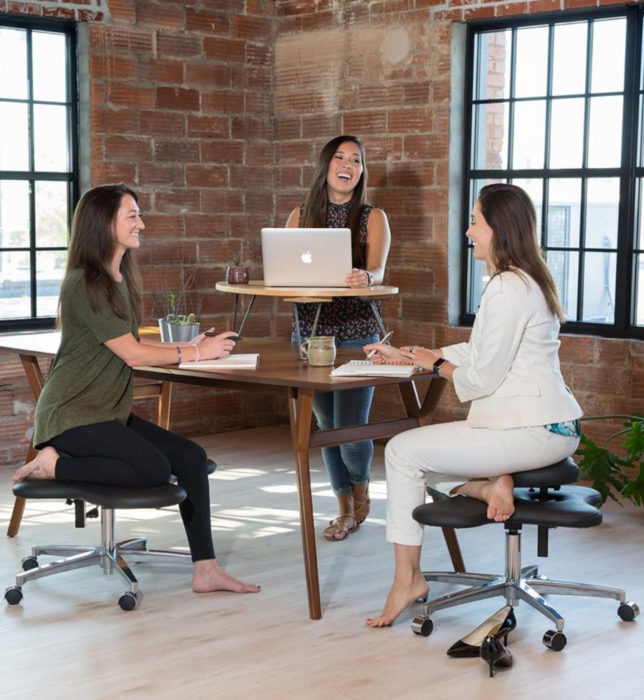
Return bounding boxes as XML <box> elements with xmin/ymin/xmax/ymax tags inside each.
<box><xmin>461</xmin><ymin>5</ymin><xmax>644</xmax><ymax>340</ymax></box>
<box><xmin>0</xmin><ymin>13</ymin><xmax>79</xmax><ymax>332</ymax></box>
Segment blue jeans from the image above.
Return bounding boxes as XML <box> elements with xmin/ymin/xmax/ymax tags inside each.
<box><xmin>294</xmin><ymin>334</ymin><xmax>378</xmax><ymax>496</ymax></box>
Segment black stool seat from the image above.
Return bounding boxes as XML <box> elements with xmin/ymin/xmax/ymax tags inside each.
<box><xmin>409</xmin><ymin>456</ymin><xmax>638</xmax><ymax>649</ymax></box>
<box><xmin>414</xmin><ymin>485</ymin><xmax>603</xmax><ymax>530</ymax></box>
<box><xmin>13</xmin><ymin>480</ymin><xmax>186</xmax><ymax>510</ymax></box>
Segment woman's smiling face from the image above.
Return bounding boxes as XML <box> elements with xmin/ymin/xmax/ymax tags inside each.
<box><xmin>466</xmin><ymin>200</ymin><xmax>495</xmax><ymax>268</ymax></box>
<box><xmin>326</xmin><ymin>141</ymin><xmax>363</xmax><ymax>203</ymax></box>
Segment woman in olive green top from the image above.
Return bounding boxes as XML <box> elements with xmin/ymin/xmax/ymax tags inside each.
<box><xmin>13</xmin><ymin>184</ymin><xmax>260</xmax><ymax>596</ymax></box>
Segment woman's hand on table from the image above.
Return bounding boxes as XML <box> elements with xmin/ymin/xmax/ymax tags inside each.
<box><xmin>362</xmin><ymin>342</ymin><xmax>407</xmax><ymax>364</ymax></box>
<box><xmin>345</xmin><ymin>268</ymin><xmax>372</xmax><ymax>288</ymax></box>
<box><xmin>197</xmin><ymin>329</ymin><xmax>238</xmax><ymax>359</ymax></box>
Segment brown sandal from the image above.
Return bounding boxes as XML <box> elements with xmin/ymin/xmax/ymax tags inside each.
<box><xmin>323</xmin><ymin>515</ymin><xmax>358</xmax><ymax>541</ymax></box>
<box><xmin>352</xmin><ymin>483</ymin><xmax>370</xmax><ymax>525</ymax></box>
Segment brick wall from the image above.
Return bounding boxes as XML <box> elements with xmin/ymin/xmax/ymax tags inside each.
<box><xmin>0</xmin><ymin>0</ymin><xmax>641</xmax><ymax>467</ymax></box>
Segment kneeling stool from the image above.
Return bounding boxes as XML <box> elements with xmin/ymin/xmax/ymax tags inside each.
<box><xmin>5</xmin><ymin>479</ymin><xmax>191</xmax><ymax>611</ymax></box>
<box><xmin>411</xmin><ymin>458</ymin><xmax>639</xmax><ymax>650</ymax></box>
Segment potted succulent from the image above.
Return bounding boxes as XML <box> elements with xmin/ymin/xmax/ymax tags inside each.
<box><xmin>157</xmin><ymin>276</ymin><xmax>201</xmax><ymax>342</ymax></box>
<box><xmin>576</xmin><ymin>414</ymin><xmax>644</xmax><ymax>507</ymax></box>
<box><xmin>225</xmin><ymin>254</ymin><xmax>250</xmax><ymax>285</ymax></box>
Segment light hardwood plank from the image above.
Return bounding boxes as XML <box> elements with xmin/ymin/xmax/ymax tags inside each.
<box><xmin>1</xmin><ymin>427</ymin><xmax>643</xmax><ymax>699</ymax></box>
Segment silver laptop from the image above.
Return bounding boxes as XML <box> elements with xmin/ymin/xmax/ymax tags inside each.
<box><xmin>261</xmin><ymin>227</ymin><xmax>352</xmax><ymax>287</ymax></box>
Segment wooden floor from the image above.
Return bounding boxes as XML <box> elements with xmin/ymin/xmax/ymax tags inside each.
<box><xmin>1</xmin><ymin>427</ymin><xmax>643</xmax><ymax>699</ymax></box>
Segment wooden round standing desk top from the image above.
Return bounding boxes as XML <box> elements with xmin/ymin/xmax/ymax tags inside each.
<box><xmin>215</xmin><ymin>281</ymin><xmax>399</xmax><ymax>303</ymax></box>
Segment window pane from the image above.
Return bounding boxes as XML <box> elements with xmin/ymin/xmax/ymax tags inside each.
<box><xmin>0</xmin><ymin>250</ymin><xmax>30</xmax><ymax>320</ymax></box>
<box><xmin>34</xmin><ymin>104</ymin><xmax>68</xmax><ymax>171</ymax></box>
<box><xmin>467</xmin><ymin>255</ymin><xmax>489</xmax><ymax>314</ymax></box>
<box><xmin>33</xmin><ymin>31</ymin><xmax>67</xmax><ymax>103</ymax></box>
<box><xmin>552</xmin><ymin>22</ymin><xmax>587</xmax><ymax>96</ymax></box>
<box><xmin>35</xmin><ymin>249</ymin><xmax>64</xmax><ymax>317</ymax></box>
<box><xmin>0</xmin><ymin>27</ymin><xmax>27</xmax><ymax>99</ymax></box>
<box><xmin>548</xmin><ymin>179</ymin><xmax>581</xmax><ymax>248</ymax></box>
<box><xmin>635</xmin><ymin>254</ymin><xmax>644</xmax><ymax>326</ymax></box>
<box><xmin>35</xmin><ymin>181</ymin><xmax>68</xmax><ymax>247</ymax></box>
<box><xmin>0</xmin><ymin>180</ymin><xmax>30</xmax><ymax>248</ymax></box>
<box><xmin>473</xmin><ymin>29</ymin><xmax>511</xmax><ymax>101</ymax></box>
<box><xmin>549</xmin><ymin>98</ymin><xmax>585</xmax><ymax>168</ymax></box>
<box><xmin>591</xmin><ymin>18</ymin><xmax>626</xmax><ymax>94</ymax></box>
<box><xmin>546</xmin><ymin>250</ymin><xmax>578</xmax><ymax>320</ymax></box>
<box><xmin>585</xmin><ymin>178</ymin><xmax>619</xmax><ymax>249</ymax></box>
<box><xmin>582</xmin><ymin>251</ymin><xmax>616</xmax><ymax>323</ymax></box>
<box><xmin>0</xmin><ymin>102</ymin><xmax>29</xmax><ymax>170</ymax></box>
<box><xmin>588</xmin><ymin>95</ymin><xmax>623</xmax><ymax>167</ymax></box>
<box><xmin>471</xmin><ymin>102</ymin><xmax>509</xmax><ymax>170</ymax></box>
<box><xmin>515</xmin><ymin>26</ymin><xmax>548</xmax><ymax>98</ymax></box>
<box><xmin>513</xmin><ymin>99</ymin><xmax>546</xmax><ymax>169</ymax></box>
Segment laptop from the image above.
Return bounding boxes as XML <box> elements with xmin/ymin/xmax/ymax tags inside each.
<box><xmin>261</xmin><ymin>227</ymin><xmax>352</xmax><ymax>287</ymax></box>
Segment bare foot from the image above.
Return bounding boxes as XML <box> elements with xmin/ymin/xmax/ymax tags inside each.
<box><xmin>479</xmin><ymin>475</ymin><xmax>515</xmax><ymax>522</ymax></box>
<box><xmin>192</xmin><ymin>559</ymin><xmax>261</xmax><ymax>594</ymax></box>
<box><xmin>13</xmin><ymin>446</ymin><xmax>59</xmax><ymax>483</ymax></box>
<box><xmin>453</xmin><ymin>475</ymin><xmax>515</xmax><ymax>522</ymax></box>
<box><xmin>366</xmin><ymin>574</ymin><xmax>428</xmax><ymax>628</ymax></box>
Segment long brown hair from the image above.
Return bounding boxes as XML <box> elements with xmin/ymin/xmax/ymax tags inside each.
<box><xmin>62</xmin><ymin>183</ymin><xmax>142</xmax><ymax>326</ymax></box>
<box><xmin>300</xmin><ymin>135</ymin><xmax>368</xmax><ymax>267</ymax></box>
<box><xmin>478</xmin><ymin>183</ymin><xmax>565</xmax><ymax>322</ymax></box>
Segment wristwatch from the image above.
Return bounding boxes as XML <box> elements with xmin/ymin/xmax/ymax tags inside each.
<box><xmin>432</xmin><ymin>357</ymin><xmax>447</xmax><ymax>374</ymax></box>
<box><xmin>365</xmin><ymin>270</ymin><xmax>374</xmax><ymax>287</ymax></box>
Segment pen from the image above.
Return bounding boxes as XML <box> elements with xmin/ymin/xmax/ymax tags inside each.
<box><xmin>204</xmin><ymin>331</ymin><xmax>242</xmax><ymax>341</ymax></box>
<box><xmin>367</xmin><ymin>330</ymin><xmax>393</xmax><ymax>359</ymax></box>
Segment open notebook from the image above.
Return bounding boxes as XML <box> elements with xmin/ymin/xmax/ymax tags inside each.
<box><xmin>330</xmin><ymin>360</ymin><xmax>416</xmax><ymax>377</ymax></box>
<box><xmin>179</xmin><ymin>354</ymin><xmax>259</xmax><ymax>370</ymax></box>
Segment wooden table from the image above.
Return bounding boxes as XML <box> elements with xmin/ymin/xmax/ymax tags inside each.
<box><xmin>0</xmin><ymin>332</ymin><xmax>464</xmax><ymax>620</ymax></box>
<box><xmin>215</xmin><ymin>281</ymin><xmax>399</xmax><ymax>355</ymax></box>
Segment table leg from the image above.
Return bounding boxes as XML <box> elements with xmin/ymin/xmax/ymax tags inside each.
<box><xmin>236</xmin><ymin>294</ymin><xmax>257</xmax><ymax>336</ymax></box>
<box><xmin>288</xmin><ymin>386</ymin><xmax>322</xmax><ymax>620</ymax></box>
<box><xmin>367</xmin><ymin>299</ymin><xmax>388</xmax><ymax>337</ymax></box>
<box><xmin>7</xmin><ymin>354</ymin><xmax>45</xmax><ymax>537</ymax></box>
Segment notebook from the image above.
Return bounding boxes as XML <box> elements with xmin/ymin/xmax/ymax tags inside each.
<box><xmin>179</xmin><ymin>354</ymin><xmax>259</xmax><ymax>370</ymax></box>
<box><xmin>330</xmin><ymin>360</ymin><xmax>417</xmax><ymax>377</ymax></box>
<box><xmin>261</xmin><ymin>227</ymin><xmax>352</xmax><ymax>287</ymax></box>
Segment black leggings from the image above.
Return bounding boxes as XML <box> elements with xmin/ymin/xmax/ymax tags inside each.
<box><xmin>46</xmin><ymin>415</ymin><xmax>215</xmax><ymax>562</ymax></box>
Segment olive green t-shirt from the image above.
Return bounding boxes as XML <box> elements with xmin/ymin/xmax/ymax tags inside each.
<box><xmin>33</xmin><ymin>269</ymin><xmax>138</xmax><ymax>447</ymax></box>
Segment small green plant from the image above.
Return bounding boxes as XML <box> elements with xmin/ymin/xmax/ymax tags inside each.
<box><xmin>576</xmin><ymin>414</ymin><xmax>644</xmax><ymax>507</ymax></box>
<box><xmin>230</xmin><ymin>254</ymin><xmax>245</xmax><ymax>267</ymax></box>
<box><xmin>166</xmin><ymin>312</ymin><xmax>196</xmax><ymax>325</ymax></box>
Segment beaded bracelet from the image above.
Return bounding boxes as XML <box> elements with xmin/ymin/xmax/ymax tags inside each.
<box><xmin>176</xmin><ymin>346</ymin><xmax>182</xmax><ymax>364</ymax></box>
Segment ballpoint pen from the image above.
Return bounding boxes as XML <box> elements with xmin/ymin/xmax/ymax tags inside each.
<box><xmin>366</xmin><ymin>330</ymin><xmax>393</xmax><ymax>359</ymax></box>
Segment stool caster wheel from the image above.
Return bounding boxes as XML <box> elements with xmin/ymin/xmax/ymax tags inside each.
<box><xmin>5</xmin><ymin>586</ymin><xmax>23</xmax><ymax>605</ymax></box>
<box><xmin>118</xmin><ymin>591</ymin><xmax>139</xmax><ymax>611</ymax></box>
<box><xmin>543</xmin><ymin>629</ymin><xmax>567</xmax><ymax>651</ymax></box>
<box><xmin>618</xmin><ymin>601</ymin><xmax>639</xmax><ymax>621</ymax></box>
<box><xmin>411</xmin><ymin>616</ymin><xmax>433</xmax><ymax>637</ymax></box>
<box><xmin>21</xmin><ymin>556</ymin><xmax>38</xmax><ymax>571</ymax></box>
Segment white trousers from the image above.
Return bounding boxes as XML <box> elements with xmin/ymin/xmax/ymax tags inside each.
<box><xmin>385</xmin><ymin>420</ymin><xmax>580</xmax><ymax>546</ymax></box>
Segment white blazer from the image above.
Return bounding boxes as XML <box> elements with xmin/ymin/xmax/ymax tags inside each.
<box><xmin>441</xmin><ymin>270</ymin><xmax>582</xmax><ymax>429</ymax></box>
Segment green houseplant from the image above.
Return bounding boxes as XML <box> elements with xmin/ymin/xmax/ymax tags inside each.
<box><xmin>576</xmin><ymin>414</ymin><xmax>644</xmax><ymax>506</ymax></box>
<box><xmin>156</xmin><ymin>272</ymin><xmax>201</xmax><ymax>342</ymax></box>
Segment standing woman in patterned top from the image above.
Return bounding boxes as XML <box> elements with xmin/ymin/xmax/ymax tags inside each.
<box><xmin>286</xmin><ymin>135</ymin><xmax>392</xmax><ymax>541</ymax></box>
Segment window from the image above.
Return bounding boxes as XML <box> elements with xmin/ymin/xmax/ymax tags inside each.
<box><xmin>0</xmin><ymin>15</ymin><xmax>77</xmax><ymax>330</ymax></box>
<box><xmin>462</xmin><ymin>7</ymin><xmax>644</xmax><ymax>339</ymax></box>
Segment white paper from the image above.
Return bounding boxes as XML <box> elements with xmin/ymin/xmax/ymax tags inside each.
<box><xmin>179</xmin><ymin>353</ymin><xmax>259</xmax><ymax>370</ymax></box>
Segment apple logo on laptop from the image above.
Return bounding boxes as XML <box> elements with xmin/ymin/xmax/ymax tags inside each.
<box><xmin>301</xmin><ymin>250</ymin><xmax>313</xmax><ymax>264</ymax></box>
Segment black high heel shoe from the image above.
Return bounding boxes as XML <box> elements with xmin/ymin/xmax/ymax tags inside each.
<box><xmin>480</xmin><ymin>634</ymin><xmax>513</xmax><ymax>677</ymax></box>
<box><xmin>446</xmin><ymin>605</ymin><xmax>516</xmax><ymax>657</ymax></box>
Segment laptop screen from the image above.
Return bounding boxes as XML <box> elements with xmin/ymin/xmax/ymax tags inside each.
<box><xmin>261</xmin><ymin>227</ymin><xmax>352</xmax><ymax>287</ymax></box>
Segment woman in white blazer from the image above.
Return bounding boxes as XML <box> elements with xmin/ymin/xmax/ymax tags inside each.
<box><xmin>364</xmin><ymin>183</ymin><xmax>582</xmax><ymax>627</ymax></box>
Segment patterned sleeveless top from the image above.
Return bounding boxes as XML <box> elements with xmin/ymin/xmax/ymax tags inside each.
<box><xmin>293</xmin><ymin>201</ymin><xmax>382</xmax><ymax>341</ymax></box>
